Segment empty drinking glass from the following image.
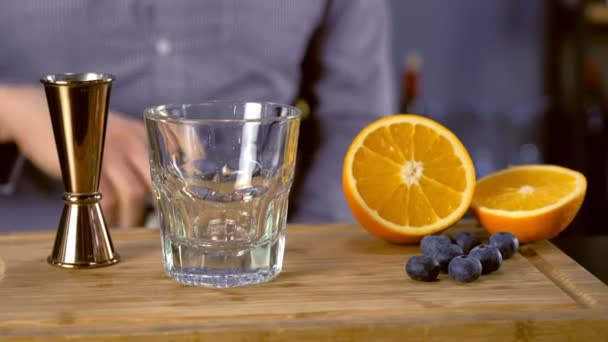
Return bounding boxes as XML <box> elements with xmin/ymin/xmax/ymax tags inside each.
<box><xmin>145</xmin><ymin>102</ymin><xmax>300</xmax><ymax>287</ymax></box>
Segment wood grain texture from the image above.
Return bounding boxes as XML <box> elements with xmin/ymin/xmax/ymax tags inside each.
<box><xmin>1</xmin><ymin>221</ymin><xmax>607</xmax><ymax>341</ymax></box>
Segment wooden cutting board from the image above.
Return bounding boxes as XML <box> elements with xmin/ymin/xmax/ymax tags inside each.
<box><xmin>1</xmin><ymin>221</ymin><xmax>607</xmax><ymax>341</ymax></box>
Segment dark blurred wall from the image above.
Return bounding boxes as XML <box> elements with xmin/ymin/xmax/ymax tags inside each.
<box><xmin>390</xmin><ymin>0</ymin><xmax>546</xmax><ymax>108</ymax></box>
<box><xmin>389</xmin><ymin>0</ymin><xmax>548</xmax><ymax>178</ymax></box>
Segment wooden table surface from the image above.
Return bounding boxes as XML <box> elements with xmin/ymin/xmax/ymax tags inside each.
<box><xmin>1</xmin><ymin>221</ymin><xmax>607</xmax><ymax>341</ymax></box>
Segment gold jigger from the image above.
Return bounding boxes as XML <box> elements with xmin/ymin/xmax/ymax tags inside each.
<box><xmin>41</xmin><ymin>73</ymin><xmax>119</xmax><ymax>268</ymax></box>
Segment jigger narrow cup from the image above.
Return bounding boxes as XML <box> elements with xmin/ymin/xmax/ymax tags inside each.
<box><xmin>41</xmin><ymin>73</ymin><xmax>119</xmax><ymax>268</ymax></box>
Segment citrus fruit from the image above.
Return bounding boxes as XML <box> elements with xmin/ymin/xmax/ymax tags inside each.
<box><xmin>470</xmin><ymin>165</ymin><xmax>587</xmax><ymax>243</ymax></box>
<box><xmin>342</xmin><ymin>114</ymin><xmax>476</xmax><ymax>244</ymax></box>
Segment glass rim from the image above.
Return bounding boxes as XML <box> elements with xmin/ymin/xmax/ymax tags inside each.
<box><xmin>144</xmin><ymin>101</ymin><xmax>301</xmax><ymax>124</ymax></box>
<box><xmin>40</xmin><ymin>72</ymin><xmax>114</xmax><ymax>85</ymax></box>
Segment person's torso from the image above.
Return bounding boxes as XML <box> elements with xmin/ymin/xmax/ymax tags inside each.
<box><xmin>0</xmin><ymin>0</ymin><xmax>327</xmax><ymax>116</ymax></box>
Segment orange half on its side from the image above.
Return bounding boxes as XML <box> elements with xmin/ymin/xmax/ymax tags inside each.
<box><xmin>342</xmin><ymin>115</ymin><xmax>476</xmax><ymax>244</ymax></box>
<box><xmin>471</xmin><ymin>165</ymin><xmax>587</xmax><ymax>243</ymax></box>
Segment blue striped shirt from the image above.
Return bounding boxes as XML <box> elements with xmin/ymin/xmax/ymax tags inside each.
<box><xmin>0</xmin><ymin>0</ymin><xmax>394</xmax><ymax>223</ymax></box>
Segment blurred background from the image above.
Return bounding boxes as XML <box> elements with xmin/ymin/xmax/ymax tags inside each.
<box><xmin>390</xmin><ymin>0</ymin><xmax>607</xmax><ymax>238</ymax></box>
<box><xmin>388</xmin><ymin>0</ymin><xmax>608</xmax><ymax>281</ymax></box>
<box><xmin>0</xmin><ymin>1</ymin><xmax>606</xmax><ymax>278</ymax></box>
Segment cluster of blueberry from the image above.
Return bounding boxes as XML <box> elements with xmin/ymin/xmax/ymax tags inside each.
<box><xmin>405</xmin><ymin>231</ymin><xmax>519</xmax><ymax>283</ymax></box>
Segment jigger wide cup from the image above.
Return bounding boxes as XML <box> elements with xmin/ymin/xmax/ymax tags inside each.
<box><xmin>41</xmin><ymin>73</ymin><xmax>119</xmax><ymax>268</ymax></box>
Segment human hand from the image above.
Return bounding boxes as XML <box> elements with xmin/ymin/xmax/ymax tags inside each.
<box><xmin>98</xmin><ymin>113</ymin><xmax>152</xmax><ymax>227</ymax></box>
<box><xmin>0</xmin><ymin>85</ymin><xmax>152</xmax><ymax>227</ymax></box>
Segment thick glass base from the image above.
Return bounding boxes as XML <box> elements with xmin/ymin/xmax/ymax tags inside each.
<box><xmin>169</xmin><ymin>265</ymin><xmax>281</xmax><ymax>288</ymax></box>
<box><xmin>163</xmin><ymin>231</ymin><xmax>286</xmax><ymax>288</ymax></box>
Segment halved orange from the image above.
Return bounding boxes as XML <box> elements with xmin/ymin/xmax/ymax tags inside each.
<box><xmin>471</xmin><ymin>165</ymin><xmax>587</xmax><ymax>243</ymax></box>
<box><xmin>342</xmin><ymin>115</ymin><xmax>476</xmax><ymax>244</ymax></box>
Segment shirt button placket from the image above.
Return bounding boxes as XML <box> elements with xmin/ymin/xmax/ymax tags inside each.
<box><xmin>155</xmin><ymin>37</ymin><xmax>172</xmax><ymax>56</ymax></box>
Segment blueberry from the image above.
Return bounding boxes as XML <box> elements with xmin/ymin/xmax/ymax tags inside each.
<box><xmin>489</xmin><ymin>232</ymin><xmax>519</xmax><ymax>260</ymax></box>
<box><xmin>429</xmin><ymin>244</ymin><xmax>464</xmax><ymax>273</ymax></box>
<box><xmin>420</xmin><ymin>235</ymin><xmax>452</xmax><ymax>255</ymax></box>
<box><xmin>405</xmin><ymin>255</ymin><xmax>440</xmax><ymax>282</ymax></box>
<box><xmin>448</xmin><ymin>256</ymin><xmax>482</xmax><ymax>283</ymax></box>
<box><xmin>469</xmin><ymin>245</ymin><xmax>503</xmax><ymax>274</ymax></box>
<box><xmin>452</xmin><ymin>232</ymin><xmax>480</xmax><ymax>254</ymax></box>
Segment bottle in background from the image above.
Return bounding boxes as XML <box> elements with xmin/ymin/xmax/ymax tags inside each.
<box><xmin>399</xmin><ymin>52</ymin><xmax>424</xmax><ymax>114</ymax></box>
